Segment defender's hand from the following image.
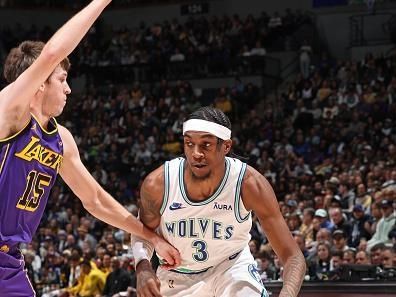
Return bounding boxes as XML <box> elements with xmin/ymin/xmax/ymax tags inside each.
<box><xmin>137</xmin><ymin>260</ymin><xmax>162</xmax><ymax>297</ymax></box>
<box><xmin>152</xmin><ymin>236</ymin><xmax>181</xmax><ymax>269</ymax></box>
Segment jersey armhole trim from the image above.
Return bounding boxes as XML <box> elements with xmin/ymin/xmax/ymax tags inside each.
<box><xmin>159</xmin><ymin>162</ymin><xmax>170</xmax><ymax>215</ymax></box>
<box><xmin>31</xmin><ymin>113</ymin><xmax>58</xmax><ymax>136</ymax></box>
<box><xmin>234</xmin><ymin>162</ymin><xmax>250</xmax><ymax>223</ymax></box>
<box><xmin>0</xmin><ymin>143</ymin><xmax>10</xmax><ymax>175</ymax></box>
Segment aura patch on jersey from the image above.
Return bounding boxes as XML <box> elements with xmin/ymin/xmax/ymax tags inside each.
<box><xmin>213</xmin><ymin>202</ymin><xmax>232</xmax><ymax>210</ymax></box>
<box><xmin>248</xmin><ymin>263</ymin><xmax>264</xmax><ymax>286</ymax></box>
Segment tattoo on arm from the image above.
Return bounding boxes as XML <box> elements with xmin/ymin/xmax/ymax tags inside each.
<box><xmin>139</xmin><ymin>182</ymin><xmax>161</xmax><ymax>228</ymax></box>
<box><xmin>280</xmin><ymin>253</ymin><xmax>306</xmax><ymax>297</ymax></box>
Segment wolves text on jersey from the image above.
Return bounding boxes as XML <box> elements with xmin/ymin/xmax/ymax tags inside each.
<box><xmin>164</xmin><ymin>218</ymin><xmax>234</xmax><ymax>240</ymax></box>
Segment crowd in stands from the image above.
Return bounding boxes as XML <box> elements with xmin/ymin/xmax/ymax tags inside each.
<box><xmin>0</xmin><ymin>0</ymin><xmax>188</xmax><ymax>9</ymax></box>
<box><xmin>249</xmin><ymin>51</ymin><xmax>396</xmax><ymax>282</ymax></box>
<box><xmin>0</xmin><ymin>9</ymin><xmax>313</xmax><ymax>85</ymax></box>
<box><xmin>0</xmin><ymin>9</ymin><xmax>395</xmax><ymax>297</ymax></box>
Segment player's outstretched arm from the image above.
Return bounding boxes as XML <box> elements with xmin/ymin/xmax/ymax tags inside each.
<box><xmin>242</xmin><ymin>166</ymin><xmax>306</xmax><ymax>297</ymax></box>
<box><xmin>58</xmin><ymin>125</ymin><xmax>180</xmax><ymax>268</ymax></box>
<box><xmin>0</xmin><ymin>0</ymin><xmax>111</xmax><ymax>136</ymax></box>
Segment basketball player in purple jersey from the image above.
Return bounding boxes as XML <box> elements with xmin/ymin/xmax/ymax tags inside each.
<box><xmin>0</xmin><ymin>1</ymin><xmax>180</xmax><ymax>296</ymax></box>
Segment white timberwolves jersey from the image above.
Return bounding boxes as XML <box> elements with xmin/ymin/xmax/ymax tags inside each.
<box><xmin>158</xmin><ymin>157</ymin><xmax>252</xmax><ymax>273</ymax></box>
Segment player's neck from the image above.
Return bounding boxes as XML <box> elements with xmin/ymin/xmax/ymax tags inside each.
<box><xmin>30</xmin><ymin>110</ymin><xmax>51</xmax><ymax>130</ymax></box>
<box><xmin>30</xmin><ymin>94</ymin><xmax>52</xmax><ymax>130</ymax></box>
<box><xmin>184</xmin><ymin>160</ymin><xmax>227</xmax><ymax>201</ymax></box>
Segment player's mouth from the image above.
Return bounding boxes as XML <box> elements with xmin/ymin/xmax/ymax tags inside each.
<box><xmin>193</xmin><ymin>164</ymin><xmax>207</xmax><ymax>169</ymax></box>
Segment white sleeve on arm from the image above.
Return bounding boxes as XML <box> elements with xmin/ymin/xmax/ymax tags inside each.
<box><xmin>131</xmin><ymin>234</ymin><xmax>154</xmax><ymax>267</ymax></box>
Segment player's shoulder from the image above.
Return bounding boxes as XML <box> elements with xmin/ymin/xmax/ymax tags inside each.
<box><xmin>142</xmin><ymin>164</ymin><xmax>165</xmax><ymax>194</ymax></box>
<box><xmin>242</xmin><ymin>165</ymin><xmax>261</xmax><ymax>182</ymax></box>
<box><xmin>57</xmin><ymin>123</ymin><xmax>69</xmax><ymax>135</ymax></box>
<box><xmin>141</xmin><ymin>165</ymin><xmax>166</xmax><ymax>203</ymax></box>
<box><xmin>241</xmin><ymin>165</ymin><xmax>276</xmax><ymax>211</ymax></box>
<box><xmin>57</xmin><ymin>124</ymin><xmax>73</xmax><ymax>144</ymax></box>
<box><xmin>56</xmin><ymin>123</ymin><xmax>79</xmax><ymax>157</ymax></box>
<box><xmin>241</xmin><ymin>165</ymin><xmax>271</xmax><ymax>192</ymax></box>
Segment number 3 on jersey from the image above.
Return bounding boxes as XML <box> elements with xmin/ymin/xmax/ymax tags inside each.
<box><xmin>192</xmin><ymin>240</ymin><xmax>208</xmax><ymax>262</ymax></box>
<box><xmin>16</xmin><ymin>170</ymin><xmax>52</xmax><ymax>212</ymax></box>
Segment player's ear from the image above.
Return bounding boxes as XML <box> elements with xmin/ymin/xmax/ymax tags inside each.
<box><xmin>224</xmin><ymin>139</ymin><xmax>232</xmax><ymax>154</ymax></box>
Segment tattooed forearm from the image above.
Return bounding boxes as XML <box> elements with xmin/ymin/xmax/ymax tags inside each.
<box><xmin>280</xmin><ymin>253</ymin><xmax>306</xmax><ymax>297</ymax></box>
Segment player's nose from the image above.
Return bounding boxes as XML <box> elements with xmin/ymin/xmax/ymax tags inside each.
<box><xmin>192</xmin><ymin>146</ymin><xmax>204</xmax><ymax>159</ymax></box>
<box><xmin>65</xmin><ymin>82</ymin><xmax>71</xmax><ymax>95</ymax></box>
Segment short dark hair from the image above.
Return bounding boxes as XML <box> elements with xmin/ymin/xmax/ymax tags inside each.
<box><xmin>186</xmin><ymin>106</ymin><xmax>231</xmax><ymax>131</ymax></box>
<box><xmin>80</xmin><ymin>260</ymin><xmax>92</xmax><ymax>268</ymax></box>
<box><xmin>3</xmin><ymin>40</ymin><xmax>70</xmax><ymax>83</ymax></box>
<box><xmin>370</xmin><ymin>243</ymin><xmax>385</xmax><ymax>252</ymax></box>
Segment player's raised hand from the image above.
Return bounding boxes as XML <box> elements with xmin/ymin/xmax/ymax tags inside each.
<box><xmin>152</xmin><ymin>236</ymin><xmax>181</xmax><ymax>269</ymax></box>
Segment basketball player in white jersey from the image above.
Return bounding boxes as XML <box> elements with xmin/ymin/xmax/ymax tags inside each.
<box><xmin>132</xmin><ymin>107</ymin><xmax>305</xmax><ymax>297</ymax></box>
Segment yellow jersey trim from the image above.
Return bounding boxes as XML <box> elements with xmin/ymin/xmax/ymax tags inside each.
<box><xmin>0</xmin><ymin>143</ymin><xmax>10</xmax><ymax>175</ymax></box>
<box><xmin>31</xmin><ymin>113</ymin><xmax>58</xmax><ymax>135</ymax></box>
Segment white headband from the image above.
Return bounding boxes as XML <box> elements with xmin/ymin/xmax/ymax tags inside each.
<box><xmin>183</xmin><ymin>119</ymin><xmax>231</xmax><ymax>140</ymax></box>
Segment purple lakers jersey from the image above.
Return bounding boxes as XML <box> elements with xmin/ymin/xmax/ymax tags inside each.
<box><xmin>0</xmin><ymin>115</ymin><xmax>63</xmax><ymax>245</ymax></box>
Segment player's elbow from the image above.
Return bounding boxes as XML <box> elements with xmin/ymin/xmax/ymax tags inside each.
<box><xmin>81</xmin><ymin>189</ymin><xmax>102</xmax><ymax>212</ymax></box>
<box><xmin>41</xmin><ymin>42</ymin><xmax>64</xmax><ymax>65</ymax></box>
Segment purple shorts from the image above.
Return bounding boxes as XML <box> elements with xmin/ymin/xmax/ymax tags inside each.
<box><xmin>0</xmin><ymin>245</ymin><xmax>35</xmax><ymax>297</ymax></box>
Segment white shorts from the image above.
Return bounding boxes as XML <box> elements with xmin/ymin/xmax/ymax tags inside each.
<box><xmin>157</xmin><ymin>246</ymin><xmax>269</xmax><ymax>297</ymax></box>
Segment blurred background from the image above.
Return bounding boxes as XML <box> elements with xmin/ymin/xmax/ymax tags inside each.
<box><xmin>1</xmin><ymin>0</ymin><xmax>395</xmax><ymax>296</ymax></box>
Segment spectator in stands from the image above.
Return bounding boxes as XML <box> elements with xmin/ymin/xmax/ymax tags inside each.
<box><xmin>66</xmin><ymin>260</ymin><xmax>106</xmax><ymax>297</ymax></box>
<box><xmin>350</xmin><ymin>204</ymin><xmax>372</xmax><ymax>248</ymax></box>
<box><xmin>293</xmin><ymin>233</ymin><xmax>308</xmax><ymax>259</ymax></box>
<box><xmin>332</xmin><ymin>230</ymin><xmax>350</xmax><ymax>252</ymax></box>
<box><xmin>316</xmin><ymin>228</ymin><xmax>332</xmax><ymax>245</ymax></box>
<box><xmin>308</xmin><ymin>241</ymin><xmax>332</xmax><ymax>280</ymax></box>
<box><xmin>355</xmin><ymin>183</ymin><xmax>372</xmax><ymax>212</ymax></box>
<box><xmin>381</xmin><ymin>246</ymin><xmax>395</xmax><ymax>268</ymax></box>
<box><xmin>287</xmin><ymin>212</ymin><xmax>302</xmax><ymax>232</ymax></box>
<box><xmin>300</xmin><ymin>208</ymin><xmax>315</xmax><ymax>245</ymax></box>
<box><xmin>367</xmin><ymin>199</ymin><xmax>396</xmax><ymax>250</ymax></box>
<box><xmin>76</xmin><ymin>226</ymin><xmax>97</xmax><ymax>251</ymax></box>
<box><xmin>329</xmin><ymin>207</ymin><xmax>352</xmax><ymax>239</ymax></box>
<box><xmin>285</xmin><ymin>199</ymin><xmax>298</xmax><ymax>215</ymax></box>
<box><xmin>370</xmin><ymin>243</ymin><xmax>385</xmax><ymax>266</ymax></box>
<box><xmin>369</xmin><ymin>202</ymin><xmax>383</xmax><ymax>235</ymax></box>
<box><xmin>102</xmin><ymin>256</ymin><xmax>134</xmax><ymax>297</ymax></box>
<box><xmin>98</xmin><ymin>253</ymin><xmax>112</xmax><ymax>275</ymax></box>
<box><xmin>355</xmin><ymin>250</ymin><xmax>371</xmax><ymax>265</ymax></box>
<box><xmin>250</xmin><ymin>213</ymin><xmax>266</xmax><ymax>245</ymax></box>
<box><xmin>330</xmin><ymin>250</ymin><xmax>343</xmax><ymax>272</ymax></box>
<box><xmin>342</xmin><ymin>249</ymin><xmax>356</xmax><ymax>265</ymax></box>
<box><xmin>255</xmin><ymin>251</ymin><xmax>278</xmax><ymax>281</ymax></box>
<box><xmin>314</xmin><ymin>209</ymin><xmax>334</xmax><ymax>231</ymax></box>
